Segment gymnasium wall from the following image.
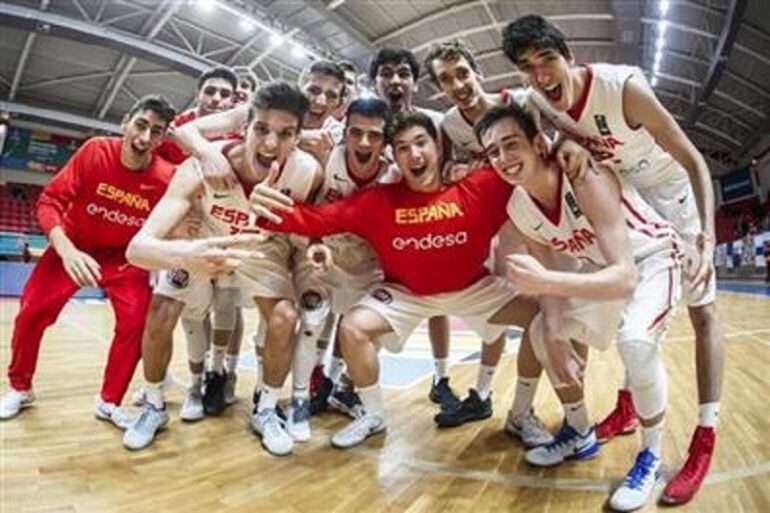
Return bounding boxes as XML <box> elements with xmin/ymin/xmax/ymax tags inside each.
<box><xmin>0</xmin><ymin>262</ymin><xmax>104</xmax><ymax>299</ymax></box>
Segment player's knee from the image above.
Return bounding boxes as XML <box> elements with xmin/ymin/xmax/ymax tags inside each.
<box><xmin>144</xmin><ymin>298</ymin><xmax>180</xmax><ymax>340</ymax></box>
<box><xmin>688</xmin><ymin>303</ymin><xmax>718</xmax><ymax>334</ymax></box>
<box><xmin>526</xmin><ymin>315</ymin><xmax>549</xmax><ymax>365</ymax></box>
<box><xmin>338</xmin><ymin>315</ymin><xmax>368</xmax><ymax>352</ymax></box>
<box><xmin>267</xmin><ymin>302</ymin><xmax>298</xmax><ymax>340</ymax></box>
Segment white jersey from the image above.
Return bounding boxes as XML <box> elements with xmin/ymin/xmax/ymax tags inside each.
<box><xmin>313</xmin><ymin>144</ymin><xmax>400</xmax><ymax>275</ymax></box>
<box><xmin>415</xmin><ymin>106</ymin><xmax>445</xmax><ymax>133</ymax></box>
<box><xmin>322</xmin><ymin>115</ymin><xmax>345</xmax><ymax>144</ymax></box>
<box><xmin>507</xmin><ymin>171</ymin><xmax>682</xmax><ymax>268</ymax></box>
<box><xmin>441</xmin><ymin>89</ymin><xmax>527</xmax><ymax>159</ymax></box>
<box><xmin>530</xmin><ymin>63</ymin><xmax>687</xmax><ymax>189</ymax></box>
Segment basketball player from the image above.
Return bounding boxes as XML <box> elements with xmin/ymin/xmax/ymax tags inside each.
<box><xmin>423</xmin><ymin>39</ymin><xmax>552</xmax><ymax>439</ymax></box>
<box><xmin>122</xmin><ymin>83</ymin><xmax>322</xmax><ymax>456</ymax></box>
<box><xmin>232</xmin><ymin>66</ymin><xmax>260</xmax><ymax>105</ymax></box>
<box><xmin>332</xmin><ymin>60</ymin><xmax>359</xmax><ymax>122</ymax></box>
<box><xmin>250</xmin><ymin>111</ymin><xmax>540</xmax><ymax>450</ymax></box>
<box><xmin>368</xmin><ymin>48</ymin><xmax>458</xmax><ymax>411</ymax></box>
<box><xmin>0</xmin><ymin>96</ymin><xmax>176</xmax><ymax>427</ymax></box>
<box><xmin>476</xmin><ymin>104</ymin><xmax>682</xmax><ymax>511</ymax></box>
<box><xmin>286</xmin><ymin>97</ymin><xmax>398</xmax><ymax>440</ymax></box>
<box><xmin>502</xmin><ymin>15</ymin><xmax>723</xmax><ymax>504</ymax></box>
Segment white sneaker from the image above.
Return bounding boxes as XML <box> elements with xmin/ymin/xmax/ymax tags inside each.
<box><xmin>525</xmin><ymin>424</ymin><xmax>599</xmax><ymax>467</ymax></box>
<box><xmin>0</xmin><ymin>389</ymin><xmax>34</xmax><ymax>420</ymax></box>
<box><xmin>123</xmin><ymin>403</ymin><xmax>169</xmax><ymax>451</ymax></box>
<box><xmin>505</xmin><ymin>409</ymin><xmax>554</xmax><ymax>447</ymax></box>
<box><xmin>93</xmin><ymin>396</ymin><xmax>136</xmax><ymax>429</ymax></box>
<box><xmin>286</xmin><ymin>397</ymin><xmax>311</xmax><ymax>442</ymax></box>
<box><xmin>251</xmin><ymin>408</ymin><xmax>293</xmax><ymax>456</ymax></box>
<box><xmin>180</xmin><ymin>385</ymin><xmax>204</xmax><ymax>422</ymax></box>
<box><xmin>330</xmin><ymin>413</ymin><xmax>386</xmax><ymax>449</ymax></box>
<box><xmin>224</xmin><ymin>372</ymin><xmax>238</xmax><ymax>405</ymax></box>
<box><xmin>609</xmin><ymin>448</ymin><xmax>661</xmax><ymax>511</ymax></box>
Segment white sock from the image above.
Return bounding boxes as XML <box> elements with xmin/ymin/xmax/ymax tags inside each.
<box><xmin>564</xmin><ymin>400</ymin><xmax>590</xmax><ymax>435</ymax></box>
<box><xmin>698</xmin><ymin>402</ymin><xmax>720</xmax><ymax>428</ymax></box>
<box><xmin>329</xmin><ymin>357</ymin><xmax>345</xmax><ymax>384</ymax></box>
<box><xmin>641</xmin><ymin>422</ymin><xmax>663</xmax><ymax>457</ymax></box>
<box><xmin>434</xmin><ymin>358</ymin><xmax>449</xmax><ymax>384</ymax></box>
<box><xmin>316</xmin><ymin>347</ymin><xmax>327</xmax><ymax>365</ymax></box>
<box><xmin>145</xmin><ymin>381</ymin><xmax>164</xmax><ymax>409</ymax></box>
<box><xmin>293</xmin><ymin>388</ymin><xmax>310</xmax><ymax>400</ymax></box>
<box><xmin>257</xmin><ymin>385</ymin><xmax>281</xmax><ymax>413</ymax></box>
<box><xmin>225</xmin><ymin>353</ymin><xmax>239</xmax><ymax>374</ymax></box>
<box><xmin>211</xmin><ymin>345</ymin><xmax>226</xmax><ymax>373</ymax></box>
<box><xmin>357</xmin><ymin>383</ymin><xmax>385</xmax><ymax>419</ymax></box>
<box><xmin>475</xmin><ymin>364</ymin><xmax>496</xmax><ymax>401</ymax></box>
<box><xmin>510</xmin><ymin>376</ymin><xmax>539</xmax><ymax>417</ymax></box>
<box><xmin>190</xmin><ymin>372</ymin><xmax>203</xmax><ymax>389</ymax></box>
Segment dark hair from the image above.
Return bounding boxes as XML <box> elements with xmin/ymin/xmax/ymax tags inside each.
<box><xmin>474</xmin><ymin>104</ymin><xmax>540</xmax><ymax>145</ymax></box>
<box><xmin>368</xmin><ymin>48</ymin><xmax>420</xmax><ymax>81</ymax></box>
<box><xmin>127</xmin><ymin>94</ymin><xmax>176</xmax><ymax>125</ymax></box>
<box><xmin>346</xmin><ymin>97</ymin><xmax>393</xmax><ymax>141</ymax></box>
<box><xmin>391</xmin><ymin>111</ymin><xmax>437</xmax><ymax>142</ymax></box>
<box><xmin>232</xmin><ymin>66</ymin><xmax>259</xmax><ymax>92</ymax></box>
<box><xmin>249</xmin><ymin>81</ymin><xmax>310</xmax><ymax>125</ymax></box>
<box><xmin>301</xmin><ymin>60</ymin><xmax>346</xmax><ymax>85</ymax></box>
<box><xmin>502</xmin><ymin>15</ymin><xmax>571</xmax><ymax>64</ymax></box>
<box><xmin>424</xmin><ymin>39</ymin><xmax>481</xmax><ymax>84</ymax></box>
<box><xmin>197</xmin><ymin>66</ymin><xmax>238</xmax><ymax>92</ymax></box>
<box><xmin>337</xmin><ymin>60</ymin><xmax>358</xmax><ymax>75</ymax></box>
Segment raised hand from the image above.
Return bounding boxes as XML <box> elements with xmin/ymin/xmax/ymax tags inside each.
<box><xmin>249</xmin><ymin>161</ymin><xmax>293</xmax><ymax>224</ymax></box>
<box><xmin>554</xmin><ymin>138</ymin><xmax>593</xmax><ymax>182</ymax></box>
<box><xmin>178</xmin><ymin>234</ymin><xmax>263</xmax><ymax>276</ymax></box>
<box><xmin>197</xmin><ymin>142</ymin><xmax>238</xmax><ymax>190</ymax></box>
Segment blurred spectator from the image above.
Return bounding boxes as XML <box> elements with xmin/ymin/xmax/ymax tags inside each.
<box><xmin>764</xmin><ymin>241</ymin><xmax>770</xmax><ymax>283</ymax></box>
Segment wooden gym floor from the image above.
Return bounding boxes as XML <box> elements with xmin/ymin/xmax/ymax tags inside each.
<box><xmin>1</xmin><ymin>285</ymin><xmax>769</xmax><ymax>512</ymax></box>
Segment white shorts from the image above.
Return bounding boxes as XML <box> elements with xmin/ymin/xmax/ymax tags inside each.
<box><xmin>238</xmin><ymin>238</ymin><xmax>295</xmax><ymax>301</ymax></box>
<box><xmin>618</xmin><ymin>253</ymin><xmax>683</xmax><ymax>346</ymax></box>
<box><xmin>154</xmin><ymin>269</ymin><xmax>238</xmax><ymax>320</ymax></box>
<box><xmin>639</xmin><ymin>175</ymin><xmax>716</xmax><ymax>307</ymax></box>
<box><xmin>356</xmin><ymin>275</ymin><xmax>517</xmax><ymax>353</ymax></box>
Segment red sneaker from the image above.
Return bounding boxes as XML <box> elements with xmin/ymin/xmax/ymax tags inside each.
<box><xmin>661</xmin><ymin>426</ymin><xmax>716</xmax><ymax>505</ymax></box>
<box><xmin>595</xmin><ymin>389</ymin><xmax>639</xmax><ymax>443</ymax></box>
<box><xmin>308</xmin><ymin>364</ymin><xmax>325</xmax><ymax>396</ymax></box>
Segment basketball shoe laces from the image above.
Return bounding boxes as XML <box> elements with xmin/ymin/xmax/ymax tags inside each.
<box><xmin>625</xmin><ymin>449</ymin><xmax>657</xmax><ymax>489</ymax></box>
<box><xmin>543</xmin><ymin>424</ymin><xmax>579</xmax><ymax>454</ymax></box>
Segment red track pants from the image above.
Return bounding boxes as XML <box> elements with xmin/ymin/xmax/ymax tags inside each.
<box><xmin>7</xmin><ymin>247</ymin><xmax>151</xmax><ymax>405</ymax></box>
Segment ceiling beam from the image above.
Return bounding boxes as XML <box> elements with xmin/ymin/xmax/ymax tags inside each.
<box><xmin>0</xmin><ymin>3</ymin><xmax>212</xmax><ymax>76</ymax></box>
<box><xmin>685</xmin><ymin>0</ymin><xmax>748</xmax><ymax>126</ymax></box>
<box><xmin>411</xmin><ymin>14</ymin><xmax>615</xmax><ymax>54</ymax></box>
<box><xmin>96</xmin><ymin>0</ymin><xmax>181</xmax><ymax>119</ymax></box>
<box><xmin>611</xmin><ymin>0</ymin><xmax>642</xmax><ymax>64</ymax></box>
<box><xmin>374</xmin><ymin>1</ymin><xmax>484</xmax><ymax>44</ymax></box>
<box><xmin>299</xmin><ymin>0</ymin><xmax>376</xmax><ymax>55</ymax></box>
<box><xmin>8</xmin><ymin>0</ymin><xmax>50</xmax><ymax>101</ymax></box>
<box><xmin>0</xmin><ymin>100</ymin><xmax>121</xmax><ymax>133</ymax></box>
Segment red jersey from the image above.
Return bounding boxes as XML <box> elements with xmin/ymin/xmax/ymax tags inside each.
<box><xmin>37</xmin><ymin>137</ymin><xmax>174</xmax><ymax>256</ymax></box>
<box><xmin>155</xmin><ymin>109</ymin><xmax>198</xmax><ymax>164</ymax></box>
<box><xmin>261</xmin><ymin>168</ymin><xmax>513</xmax><ymax>295</ymax></box>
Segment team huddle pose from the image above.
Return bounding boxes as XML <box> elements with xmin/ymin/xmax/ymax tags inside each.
<box><xmin>1</xmin><ymin>14</ymin><xmax>724</xmax><ymax>512</ymax></box>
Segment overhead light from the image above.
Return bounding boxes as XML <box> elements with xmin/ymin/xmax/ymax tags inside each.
<box><xmin>239</xmin><ymin>19</ymin><xmax>254</xmax><ymax>31</ymax></box>
<box><xmin>651</xmin><ymin>75</ymin><xmax>659</xmax><ymax>87</ymax></box>
<box><xmin>197</xmin><ymin>0</ymin><xmax>216</xmax><ymax>12</ymax></box>
<box><xmin>654</xmin><ymin>49</ymin><xmax>663</xmax><ymax>64</ymax></box>
<box><xmin>660</xmin><ymin>0</ymin><xmax>670</xmax><ymax>17</ymax></box>
<box><xmin>658</xmin><ymin>19</ymin><xmax>668</xmax><ymax>37</ymax></box>
<box><xmin>291</xmin><ymin>45</ymin><xmax>306</xmax><ymax>59</ymax></box>
<box><xmin>656</xmin><ymin>35</ymin><xmax>665</xmax><ymax>51</ymax></box>
<box><xmin>270</xmin><ymin>32</ymin><xmax>284</xmax><ymax>45</ymax></box>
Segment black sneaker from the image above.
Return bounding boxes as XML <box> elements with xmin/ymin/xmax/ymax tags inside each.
<box><xmin>252</xmin><ymin>388</ymin><xmax>287</xmax><ymax>419</ymax></box>
<box><xmin>433</xmin><ymin>389</ymin><xmax>492</xmax><ymax>428</ymax></box>
<box><xmin>203</xmin><ymin>371</ymin><xmax>227</xmax><ymax>416</ymax></box>
<box><xmin>328</xmin><ymin>386</ymin><xmax>364</xmax><ymax>419</ymax></box>
<box><xmin>309</xmin><ymin>376</ymin><xmax>334</xmax><ymax>416</ymax></box>
<box><xmin>429</xmin><ymin>377</ymin><xmax>461</xmax><ymax>411</ymax></box>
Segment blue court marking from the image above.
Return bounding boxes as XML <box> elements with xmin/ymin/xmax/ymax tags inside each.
<box><xmin>717</xmin><ymin>281</ymin><xmax>770</xmax><ymax>297</ymax></box>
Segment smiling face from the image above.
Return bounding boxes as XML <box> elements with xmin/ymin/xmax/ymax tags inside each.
<box><xmin>375</xmin><ymin>60</ymin><xmax>417</xmax><ymax>112</ymax></box>
<box><xmin>345</xmin><ymin>112</ymin><xmax>386</xmax><ymax>170</ymax></box>
<box><xmin>244</xmin><ymin>108</ymin><xmax>301</xmax><ymax>181</ymax></box>
<box><xmin>431</xmin><ymin>54</ymin><xmax>485</xmax><ymax>112</ymax></box>
<box><xmin>515</xmin><ymin>47</ymin><xmax>577</xmax><ymax>112</ymax></box>
<box><xmin>196</xmin><ymin>77</ymin><xmax>235</xmax><ymax>116</ymax></box>
<box><xmin>120</xmin><ymin>109</ymin><xmax>168</xmax><ymax>169</ymax></box>
<box><xmin>392</xmin><ymin>125</ymin><xmax>441</xmax><ymax>193</ymax></box>
<box><xmin>302</xmin><ymin>72</ymin><xmax>344</xmax><ymax>129</ymax></box>
<box><xmin>480</xmin><ymin>116</ymin><xmax>548</xmax><ymax>187</ymax></box>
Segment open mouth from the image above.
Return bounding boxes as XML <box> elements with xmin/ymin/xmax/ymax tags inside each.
<box><xmin>501</xmin><ymin>162</ymin><xmax>523</xmax><ymax>181</ymax></box>
<box><xmin>542</xmin><ymin>83</ymin><xmax>563</xmax><ymax>104</ymax></box>
<box><xmin>131</xmin><ymin>143</ymin><xmax>148</xmax><ymax>155</ymax></box>
<box><xmin>410</xmin><ymin>164</ymin><xmax>428</xmax><ymax>178</ymax></box>
<box><xmin>255</xmin><ymin>152</ymin><xmax>277</xmax><ymax>170</ymax></box>
<box><xmin>454</xmin><ymin>89</ymin><xmax>473</xmax><ymax>104</ymax></box>
<box><xmin>354</xmin><ymin>151</ymin><xmax>373</xmax><ymax>164</ymax></box>
<box><xmin>387</xmin><ymin>90</ymin><xmax>404</xmax><ymax>103</ymax></box>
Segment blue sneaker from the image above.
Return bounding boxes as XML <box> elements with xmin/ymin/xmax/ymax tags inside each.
<box><xmin>609</xmin><ymin>448</ymin><xmax>661</xmax><ymax>511</ymax></box>
<box><xmin>525</xmin><ymin>424</ymin><xmax>599</xmax><ymax>466</ymax></box>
